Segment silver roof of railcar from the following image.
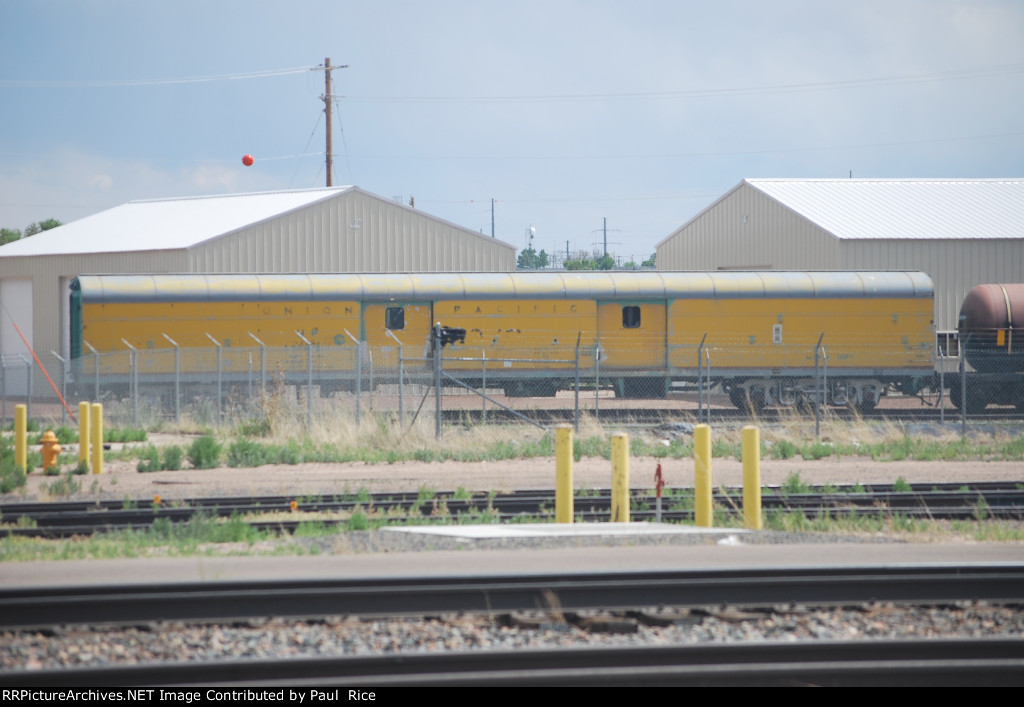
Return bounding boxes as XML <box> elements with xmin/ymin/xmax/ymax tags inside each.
<box><xmin>74</xmin><ymin>271</ymin><xmax>934</xmax><ymax>304</ymax></box>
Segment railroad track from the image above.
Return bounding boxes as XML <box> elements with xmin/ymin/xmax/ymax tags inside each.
<box><xmin>438</xmin><ymin>404</ymin><xmax>1024</xmax><ymax>427</ymax></box>
<box><xmin>2</xmin><ymin>565</ymin><xmax>1023</xmax><ymax>685</ymax></box>
<box><xmin>2</xmin><ymin>482</ymin><xmax>1023</xmax><ymax>538</ymax></box>
<box><xmin>3</xmin><ymin>639</ymin><xmax>1022</xmax><ymax>686</ymax></box>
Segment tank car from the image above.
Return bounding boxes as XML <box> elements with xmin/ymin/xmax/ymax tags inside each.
<box><xmin>958</xmin><ymin>284</ymin><xmax>1024</xmax><ymax>373</ymax></box>
<box><xmin>949</xmin><ymin>283</ymin><xmax>1024</xmax><ymax>412</ymax></box>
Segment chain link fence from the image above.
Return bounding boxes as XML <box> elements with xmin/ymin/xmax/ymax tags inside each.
<box><xmin>2</xmin><ymin>331</ymin><xmax>1022</xmax><ymax>434</ymax></box>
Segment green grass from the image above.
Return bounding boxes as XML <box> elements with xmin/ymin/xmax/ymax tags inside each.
<box><xmin>36</xmin><ymin>418</ymin><xmax>1024</xmax><ymax>477</ymax></box>
<box><xmin>779</xmin><ymin>471</ymin><xmax>813</xmax><ymax>496</ymax></box>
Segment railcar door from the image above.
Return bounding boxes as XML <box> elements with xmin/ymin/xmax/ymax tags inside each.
<box><xmin>361</xmin><ymin>302</ymin><xmax>433</xmax><ymax>371</ymax></box>
<box><xmin>596</xmin><ymin>300</ymin><xmax>667</xmax><ymax>372</ymax></box>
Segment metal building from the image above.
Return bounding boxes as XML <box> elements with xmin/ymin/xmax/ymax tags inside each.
<box><xmin>656</xmin><ymin>178</ymin><xmax>1024</xmax><ymax>331</ymax></box>
<box><xmin>0</xmin><ymin>186</ymin><xmax>516</xmax><ymax>364</ymax></box>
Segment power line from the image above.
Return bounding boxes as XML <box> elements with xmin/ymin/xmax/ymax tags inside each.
<box><xmin>341</xmin><ymin>62</ymin><xmax>1024</xmax><ymax>103</ymax></box>
<box><xmin>0</xmin><ymin>66</ymin><xmax>316</xmax><ymax>88</ymax></box>
<box><xmin>341</xmin><ymin>130</ymin><xmax>1024</xmax><ymax>162</ymax></box>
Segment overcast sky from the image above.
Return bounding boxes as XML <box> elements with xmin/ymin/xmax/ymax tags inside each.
<box><xmin>1</xmin><ymin>1</ymin><xmax>1022</xmax><ymax>263</ymax></box>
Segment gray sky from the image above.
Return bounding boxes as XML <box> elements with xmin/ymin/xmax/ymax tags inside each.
<box><xmin>2</xmin><ymin>1</ymin><xmax>1022</xmax><ymax>262</ymax></box>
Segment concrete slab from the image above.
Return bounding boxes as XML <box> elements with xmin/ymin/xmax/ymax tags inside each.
<box><xmin>384</xmin><ymin>522</ymin><xmax>749</xmax><ymax>539</ymax></box>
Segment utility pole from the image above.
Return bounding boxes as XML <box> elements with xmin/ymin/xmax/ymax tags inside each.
<box><xmin>318</xmin><ymin>57</ymin><xmax>349</xmax><ymax>187</ymax></box>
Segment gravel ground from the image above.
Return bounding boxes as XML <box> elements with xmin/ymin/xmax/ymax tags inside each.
<box><xmin>4</xmin><ymin>430</ymin><xmax>1023</xmax><ymax>674</ymax></box>
<box><xmin>3</xmin><ymin>602</ymin><xmax>1022</xmax><ymax>672</ymax></box>
<box><xmin>9</xmin><ymin>453</ymin><xmax>1024</xmax><ymax>504</ymax></box>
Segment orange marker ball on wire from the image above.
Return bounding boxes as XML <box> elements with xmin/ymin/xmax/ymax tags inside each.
<box><xmin>242</xmin><ymin>154</ymin><xmax>254</xmax><ymax>166</ymax></box>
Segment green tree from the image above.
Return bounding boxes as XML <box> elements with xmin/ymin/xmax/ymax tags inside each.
<box><xmin>0</xmin><ymin>228</ymin><xmax>21</xmax><ymax>245</ymax></box>
<box><xmin>517</xmin><ymin>247</ymin><xmax>549</xmax><ymax>269</ymax></box>
<box><xmin>23</xmin><ymin>218</ymin><xmax>62</xmax><ymax>236</ymax></box>
<box><xmin>642</xmin><ymin>252</ymin><xmax>656</xmax><ymax>268</ymax></box>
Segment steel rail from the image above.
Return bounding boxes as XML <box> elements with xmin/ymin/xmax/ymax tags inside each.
<box><xmin>3</xmin><ymin>483</ymin><xmax>1022</xmax><ymax>537</ymax></box>
<box><xmin>2</xmin><ymin>564</ymin><xmax>1023</xmax><ymax>632</ymax></box>
<box><xmin>0</xmin><ymin>638</ymin><xmax>1021</xmax><ymax>687</ymax></box>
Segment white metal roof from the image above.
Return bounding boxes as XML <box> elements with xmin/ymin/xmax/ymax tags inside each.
<box><xmin>0</xmin><ymin>187</ymin><xmax>353</xmax><ymax>256</ymax></box>
<box><xmin>746</xmin><ymin>178</ymin><xmax>1024</xmax><ymax>240</ymax></box>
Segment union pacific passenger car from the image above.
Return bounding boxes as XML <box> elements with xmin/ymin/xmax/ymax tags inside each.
<box><xmin>70</xmin><ymin>271</ymin><xmax>935</xmax><ymax>411</ymax></box>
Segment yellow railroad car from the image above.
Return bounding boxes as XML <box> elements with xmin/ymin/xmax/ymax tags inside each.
<box><xmin>70</xmin><ymin>271</ymin><xmax>934</xmax><ymax>411</ymax></box>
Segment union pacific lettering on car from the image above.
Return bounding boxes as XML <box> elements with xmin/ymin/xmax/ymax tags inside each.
<box><xmin>70</xmin><ymin>271</ymin><xmax>937</xmax><ymax>412</ymax></box>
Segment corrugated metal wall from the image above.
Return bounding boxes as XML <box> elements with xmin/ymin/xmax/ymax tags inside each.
<box><xmin>842</xmin><ymin>239</ymin><xmax>1024</xmax><ymax>331</ymax></box>
<box><xmin>0</xmin><ymin>251</ymin><xmax>189</xmax><ymax>361</ymax></box>
<box><xmin>189</xmin><ymin>189</ymin><xmax>514</xmax><ymax>273</ymax></box>
<box><xmin>658</xmin><ymin>183</ymin><xmax>841</xmax><ymax>271</ymax></box>
<box><xmin>0</xmin><ymin>189</ymin><xmax>515</xmax><ymax>359</ymax></box>
<box><xmin>657</xmin><ymin>182</ymin><xmax>1024</xmax><ymax>331</ymax></box>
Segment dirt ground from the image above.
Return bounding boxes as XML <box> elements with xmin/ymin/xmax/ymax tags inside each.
<box><xmin>9</xmin><ymin>451</ymin><xmax>1023</xmax><ymax>504</ymax></box>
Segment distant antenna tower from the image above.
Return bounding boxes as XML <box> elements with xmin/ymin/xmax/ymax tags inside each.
<box><xmin>526</xmin><ymin>224</ymin><xmax>536</xmax><ymax>250</ymax></box>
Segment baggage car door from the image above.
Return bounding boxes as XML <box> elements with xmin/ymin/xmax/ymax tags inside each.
<box><xmin>596</xmin><ymin>301</ymin><xmax>667</xmax><ymax>369</ymax></box>
<box><xmin>362</xmin><ymin>302</ymin><xmax>433</xmax><ymax>369</ymax></box>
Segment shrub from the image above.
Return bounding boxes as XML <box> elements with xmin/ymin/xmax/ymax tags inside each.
<box><xmin>227</xmin><ymin>439</ymin><xmax>271</xmax><ymax>468</ymax></box>
<box><xmin>771</xmin><ymin>439</ymin><xmax>799</xmax><ymax>460</ymax></box>
<box><xmin>161</xmin><ymin>445</ymin><xmax>183</xmax><ymax>471</ymax></box>
<box><xmin>105</xmin><ymin>426</ymin><xmax>148</xmax><ymax>443</ymax></box>
<box><xmin>0</xmin><ymin>466</ymin><xmax>27</xmax><ymax>494</ymax></box>
<box><xmin>187</xmin><ymin>436</ymin><xmax>222</xmax><ymax>469</ymax></box>
<box><xmin>137</xmin><ymin>445</ymin><xmax>162</xmax><ymax>473</ymax></box>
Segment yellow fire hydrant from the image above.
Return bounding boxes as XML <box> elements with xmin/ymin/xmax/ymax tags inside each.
<box><xmin>40</xmin><ymin>430</ymin><xmax>62</xmax><ymax>471</ymax></box>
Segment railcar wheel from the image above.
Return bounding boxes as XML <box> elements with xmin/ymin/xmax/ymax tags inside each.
<box><xmin>949</xmin><ymin>385</ymin><xmax>988</xmax><ymax>414</ymax></box>
<box><xmin>728</xmin><ymin>386</ymin><xmax>746</xmax><ymax>409</ymax></box>
<box><xmin>734</xmin><ymin>387</ymin><xmax>765</xmax><ymax>415</ymax></box>
<box><xmin>856</xmin><ymin>397</ymin><xmax>877</xmax><ymax>415</ymax></box>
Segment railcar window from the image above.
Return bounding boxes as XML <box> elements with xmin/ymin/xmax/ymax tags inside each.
<box><xmin>622</xmin><ymin>306</ymin><xmax>641</xmax><ymax>329</ymax></box>
<box><xmin>386</xmin><ymin>306</ymin><xmax>405</xmax><ymax>330</ymax></box>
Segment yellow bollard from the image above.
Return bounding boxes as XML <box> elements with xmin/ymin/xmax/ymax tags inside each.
<box><xmin>90</xmin><ymin>402</ymin><xmax>103</xmax><ymax>475</ymax></box>
<box><xmin>14</xmin><ymin>404</ymin><xmax>27</xmax><ymax>471</ymax></box>
<box><xmin>555</xmin><ymin>425</ymin><xmax>574</xmax><ymax>524</ymax></box>
<box><xmin>694</xmin><ymin>424</ymin><xmax>712</xmax><ymax>527</ymax></box>
<box><xmin>611</xmin><ymin>432</ymin><xmax>630</xmax><ymax>522</ymax></box>
<box><xmin>79</xmin><ymin>401</ymin><xmax>90</xmax><ymax>471</ymax></box>
<box><xmin>742</xmin><ymin>426</ymin><xmax>762</xmax><ymax>530</ymax></box>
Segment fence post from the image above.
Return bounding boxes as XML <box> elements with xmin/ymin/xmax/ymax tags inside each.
<box><xmin>433</xmin><ymin>324</ymin><xmax>442</xmax><ymax>439</ymax></box>
<box><xmin>959</xmin><ymin>346</ymin><xmax>967</xmax><ymax>437</ymax></box>
<box><xmin>295</xmin><ymin>331</ymin><xmax>313</xmax><ymax>430</ymax></box>
<box><xmin>85</xmin><ymin>342</ymin><xmax>99</xmax><ymax>403</ymax></box>
<box><xmin>594</xmin><ymin>342</ymin><xmax>601</xmax><ymax>423</ymax></box>
<box><xmin>23</xmin><ymin>355</ymin><xmax>33</xmax><ymax>423</ymax></box>
<box><xmin>697</xmin><ymin>333</ymin><xmax>708</xmax><ymax>424</ymax></box>
<box><xmin>205</xmin><ymin>333</ymin><xmax>223</xmax><ymax>427</ymax></box>
<box><xmin>162</xmin><ymin>334</ymin><xmax>181</xmax><ymax>424</ymax></box>
<box><xmin>121</xmin><ymin>338</ymin><xmax>138</xmax><ymax>427</ymax></box>
<box><xmin>1</xmin><ymin>356</ymin><xmax>6</xmax><ymax>423</ymax></box>
<box><xmin>574</xmin><ymin>332</ymin><xmax>581</xmax><ymax>433</ymax></box>
<box><xmin>342</xmin><ymin>330</ymin><xmax>362</xmax><ymax>425</ymax></box>
<box><xmin>939</xmin><ymin>351</ymin><xmax>945</xmax><ymax>425</ymax></box>
<box><xmin>398</xmin><ymin>345</ymin><xmax>406</xmax><ymax>425</ymax></box>
<box><xmin>385</xmin><ymin>329</ymin><xmax>406</xmax><ymax>425</ymax></box>
<box><xmin>247</xmin><ymin>332</ymin><xmax>267</xmax><ymax>396</ymax></box>
<box><xmin>50</xmin><ymin>351</ymin><xmax>67</xmax><ymax>425</ymax></box>
<box><xmin>814</xmin><ymin>334</ymin><xmax>825</xmax><ymax>438</ymax></box>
